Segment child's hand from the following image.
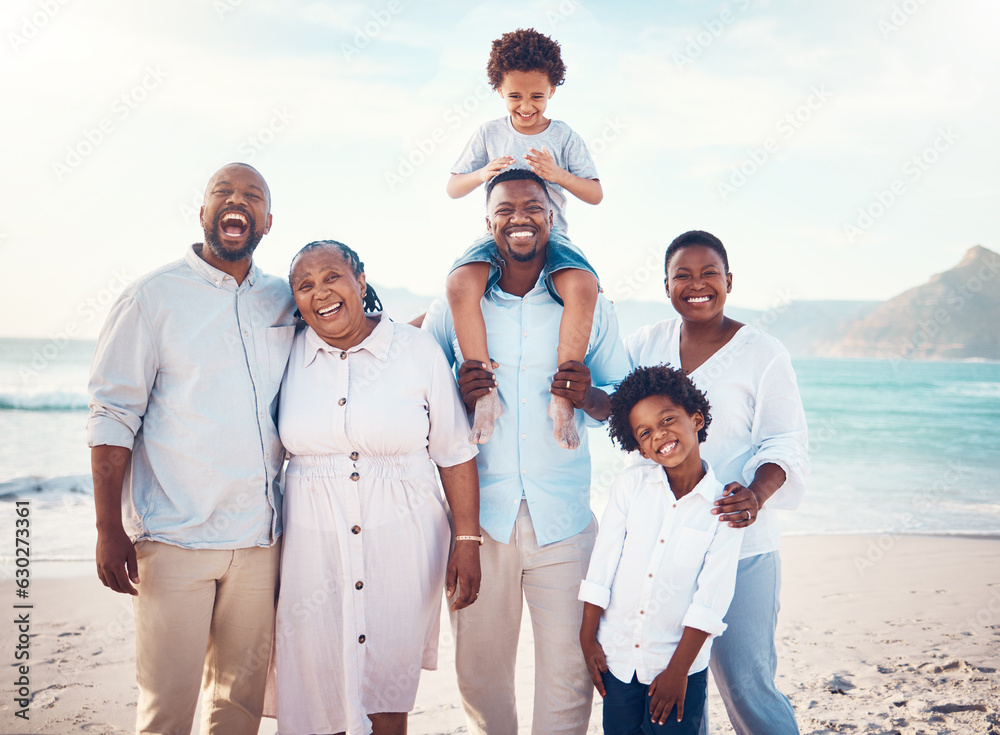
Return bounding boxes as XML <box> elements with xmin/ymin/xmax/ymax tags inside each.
<box><xmin>648</xmin><ymin>666</ymin><xmax>688</xmax><ymax>725</ymax></box>
<box><xmin>478</xmin><ymin>156</ymin><xmax>514</xmax><ymax>183</ymax></box>
<box><xmin>525</xmin><ymin>146</ymin><xmax>567</xmax><ymax>184</ymax></box>
<box><xmin>580</xmin><ymin>636</ymin><xmax>609</xmax><ymax>697</ymax></box>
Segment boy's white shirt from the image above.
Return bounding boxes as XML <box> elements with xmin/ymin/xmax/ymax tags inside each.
<box><xmin>579</xmin><ymin>460</ymin><xmax>743</xmax><ymax>685</ymax></box>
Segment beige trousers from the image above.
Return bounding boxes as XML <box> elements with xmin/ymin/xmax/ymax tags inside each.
<box><xmin>132</xmin><ymin>540</ymin><xmax>279</xmax><ymax>735</ymax></box>
<box><xmin>452</xmin><ymin>500</ymin><xmax>597</xmax><ymax>735</ymax></box>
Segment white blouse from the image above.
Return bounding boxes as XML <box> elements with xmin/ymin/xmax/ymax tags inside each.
<box><xmin>624</xmin><ymin>320</ymin><xmax>809</xmax><ymax>558</ymax></box>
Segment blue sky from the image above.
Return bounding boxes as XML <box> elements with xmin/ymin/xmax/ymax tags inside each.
<box><xmin>2</xmin><ymin>0</ymin><xmax>998</xmax><ymax>338</ymax></box>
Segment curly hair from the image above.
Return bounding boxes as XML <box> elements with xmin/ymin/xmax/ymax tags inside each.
<box><xmin>487</xmin><ymin>28</ymin><xmax>567</xmax><ymax>89</ymax></box>
<box><xmin>289</xmin><ymin>240</ymin><xmax>383</xmax><ymax>314</ymax></box>
<box><xmin>608</xmin><ymin>365</ymin><xmax>712</xmax><ymax>452</ymax></box>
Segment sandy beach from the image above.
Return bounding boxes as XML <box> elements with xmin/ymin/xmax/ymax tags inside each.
<box><xmin>2</xmin><ymin>534</ymin><xmax>998</xmax><ymax>735</ymax></box>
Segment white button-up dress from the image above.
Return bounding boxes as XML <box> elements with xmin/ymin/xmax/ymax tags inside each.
<box><xmin>265</xmin><ymin>316</ymin><xmax>476</xmax><ymax>735</ymax></box>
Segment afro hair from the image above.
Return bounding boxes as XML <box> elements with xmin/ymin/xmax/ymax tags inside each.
<box><xmin>608</xmin><ymin>365</ymin><xmax>712</xmax><ymax>452</ymax></box>
<box><xmin>487</xmin><ymin>28</ymin><xmax>567</xmax><ymax>90</ymax></box>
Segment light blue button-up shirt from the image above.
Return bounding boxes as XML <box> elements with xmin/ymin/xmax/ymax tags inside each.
<box><xmin>87</xmin><ymin>245</ymin><xmax>296</xmax><ymax>549</ymax></box>
<box><xmin>424</xmin><ymin>269</ymin><xmax>629</xmax><ymax>546</ymax></box>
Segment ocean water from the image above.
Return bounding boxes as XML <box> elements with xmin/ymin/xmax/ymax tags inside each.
<box><xmin>1</xmin><ymin>338</ymin><xmax>998</xmax><ymax>568</ymax></box>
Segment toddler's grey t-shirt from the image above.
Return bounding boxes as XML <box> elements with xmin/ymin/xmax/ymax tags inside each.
<box><xmin>451</xmin><ymin>116</ymin><xmax>598</xmax><ymax>232</ymax></box>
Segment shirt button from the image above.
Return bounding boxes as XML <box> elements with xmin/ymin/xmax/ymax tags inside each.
<box><xmin>634</xmin><ymin>644</ymin><xmax>640</xmax><ymax>648</ymax></box>
<box><xmin>350</xmin><ymin>472</ymin><xmax>360</xmax><ymax>481</ymax></box>
<box><xmin>521</xmin><ymin>398</ymin><xmax>526</xmax><ymax>404</ymax></box>
<box><xmin>522</xmin><ymin>470</ymin><xmax>526</xmax><ymax>475</ymax></box>
<box><xmin>243</xmin><ymin>330</ymin><xmax>249</xmax><ymax>337</ymax></box>
<box><xmin>350</xmin><ymin>451</ymin><xmax>359</xmax><ymax>461</ymax></box>
<box><xmin>338</xmin><ymin>397</ymin><xmax>347</xmax><ymax>406</ymax></box>
<box><xmin>660</xmin><ymin>539</ymin><xmax>665</xmax><ymax>543</ymax></box>
<box><xmin>340</xmin><ymin>351</ymin><xmax>348</xmax><ymax>360</ymax></box>
<box><xmin>521</xmin><ymin>366</ymin><xmax>527</xmax><ymax>372</ymax></box>
<box><xmin>355</xmin><ymin>581</ymin><xmax>364</xmax><ymax>590</ymax></box>
<box><xmin>358</xmin><ymin>634</ymin><xmax>366</xmax><ymax>644</ymax></box>
<box><xmin>648</xmin><ymin>573</ymin><xmax>653</xmax><ymax>578</ymax></box>
<box><xmin>639</xmin><ymin>610</ymin><xmax>645</xmax><ymax>615</ymax></box>
<box><xmin>521</xmin><ymin>433</ymin><xmax>526</xmax><ymax>439</ymax></box>
<box><xmin>351</xmin><ymin>525</ymin><xmax>361</xmax><ymax>534</ymax></box>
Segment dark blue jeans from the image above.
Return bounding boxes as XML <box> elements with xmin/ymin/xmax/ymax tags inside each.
<box><xmin>601</xmin><ymin>668</ymin><xmax>707</xmax><ymax>735</ymax></box>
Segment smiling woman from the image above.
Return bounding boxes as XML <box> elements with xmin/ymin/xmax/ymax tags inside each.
<box><xmin>264</xmin><ymin>240</ymin><xmax>482</xmax><ymax>735</ymax></box>
<box><xmin>624</xmin><ymin>230</ymin><xmax>810</xmax><ymax>735</ymax></box>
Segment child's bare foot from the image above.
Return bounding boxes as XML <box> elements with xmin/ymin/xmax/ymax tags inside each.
<box><xmin>471</xmin><ymin>389</ymin><xmax>503</xmax><ymax>444</ymax></box>
<box><xmin>548</xmin><ymin>394</ymin><xmax>580</xmax><ymax>449</ymax></box>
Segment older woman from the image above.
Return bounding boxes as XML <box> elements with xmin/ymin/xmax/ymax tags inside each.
<box><xmin>624</xmin><ymin>231</ymin><xmax>809</xmax><ymax>735</ymax></box>
<box><xmin>266</xmin><ymin>240</ymin><xmax>481</xmax><ymax>735</ymax></box>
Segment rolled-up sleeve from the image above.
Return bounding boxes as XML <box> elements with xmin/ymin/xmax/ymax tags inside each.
<box><xmin>681</xmin><ymin>522</ymin><xmax>742</xmax><ymax>637</ymax></box>
<box><xmin>741</xmin><ymin>351</ymin><xmax>810</xmax><ymax>510</ymax></box>
<box><xmin>426</xmin><ymin>333</ymin><xmax>477</xmax><ymax>468</ymax></box>
<box><xmin>87</xmin><ymin>292</ymin><xmax>157</xmax><ymax>449</ymax></box>
<box><xmin>579</xmin><ymin>474</ymin><xmax>629</xmax><ymax>609</ymax></box>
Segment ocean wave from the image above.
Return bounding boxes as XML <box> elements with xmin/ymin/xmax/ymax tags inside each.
<box><xmin>0</xmin><ymin>389</ymin><xmax>90</xmax><ymax>411</ymax></box>
<box><xmin>0</xmin><ymin>474</ymin><xmax>93</xmax><ymax>499</ymax></box>
<box><xmin>939</xmin><ymin>381</ymin><xmax>1000</xmax><ymax>399</ymax></box>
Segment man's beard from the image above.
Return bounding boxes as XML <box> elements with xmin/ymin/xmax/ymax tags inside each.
<box><xmin>505</xmin><ymin>245</ymin><xmax>537</xmax><ymax>262</ymax></box>
<box><xmin>204</xmin><ymin>208</ymin><xmax>264</xmax><ymax>262</ymax></box>
<box><xmin>498</xmin><ymin>231</ymin><xmax>538</xmax><ymax>262</ymax></box>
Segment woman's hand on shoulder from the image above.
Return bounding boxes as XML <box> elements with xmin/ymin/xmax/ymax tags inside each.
<box><xmin>712</xmin><ymin>482</ymin><xmax>760</xmax><ymax>528</ymax></box>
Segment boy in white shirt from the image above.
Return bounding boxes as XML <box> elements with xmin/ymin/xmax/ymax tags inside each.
<box><xmin>579</xmin><ymin>366</ymin><xmax>743</xmax><ymax>733</ymax></box>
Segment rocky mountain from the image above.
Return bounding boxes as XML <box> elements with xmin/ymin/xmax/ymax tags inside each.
<box><xmin>823</xmin><ymin>245</ymin><xmax>1000</xmax><ymax>360</ymax></box>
